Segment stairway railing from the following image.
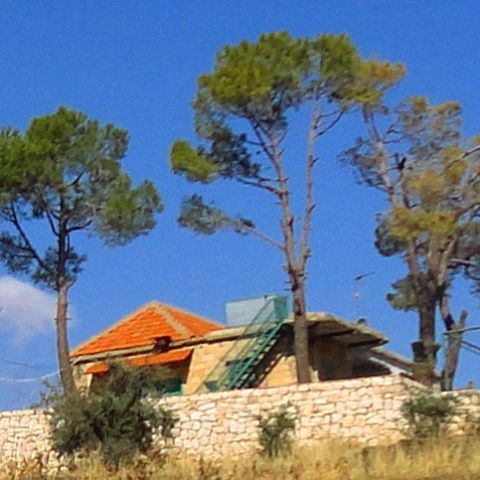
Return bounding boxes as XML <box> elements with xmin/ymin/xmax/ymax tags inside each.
<box><xmin>199</xmin><ymin>296</ymin><xmax>288</xmax><ymax>393</ymax></box>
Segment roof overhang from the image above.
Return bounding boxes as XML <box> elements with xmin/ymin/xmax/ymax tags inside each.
<box><xmin>178</xmin><ymin>312</ymin><xmax>388</xmax><ymax>348</ymax></box>
<box><xmin>84</xmin><ymin>348</ymin><xmax>193</xmax><ymax>375</ymax></box>
<box><xmin>303</xmin><ymin>313</ymin><xmax>387</xmax><ymax>348</ymax></box>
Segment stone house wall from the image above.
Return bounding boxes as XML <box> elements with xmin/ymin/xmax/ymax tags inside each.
<box><xmin>1</xmin><ymin>374</ymin><xmax>479</xmax><ymax>467</ymax></box>
<box><xmin>184</xmin><ymin>339</ymin><xmax>238</xmax><ymax>394</ymax></box>
<box><xmin>186</xmin><ymin>334</ymin><xmax>356</xmax><ymax>393</ymax></box>
<box><xmin>74</xmin><ymin>332</ymin><xmax>367</xmax><ymax>396</ymax></box>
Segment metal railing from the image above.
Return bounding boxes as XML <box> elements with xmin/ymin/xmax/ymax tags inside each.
<box><xmin>198</xmin><ymin>296</ymin><xmax>288</xmax><ymax>393</ymax></box>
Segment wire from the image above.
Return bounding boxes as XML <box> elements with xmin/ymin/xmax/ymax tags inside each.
<box><xmin>461</xmin><ymin>343</ymin><xmax>480</xmax><ymax>358</ymax></box>
<box><xmin>0</xmin><ymin>358</ymin><xmax>55</xmax><ymax>370</ymax></box>
<box><xmin>12</xmin><ymin>363</ymin><xmax>28</xmax><ymax>408</ymax></box>
<box><xmin>0</xmin><ymin>371</ymin><xmax>58</xmax><ymax>384</ymax></box>
<box><xmin>462</xmin><ymin>339</ymin><xmax>480</xmax><ymax>354</ymax></box>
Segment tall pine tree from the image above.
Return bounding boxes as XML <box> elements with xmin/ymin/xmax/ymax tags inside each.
<box><xmin>0</xmin><ymin>106</ymin><xmax>163</xmax><ymax>394</ymax></box>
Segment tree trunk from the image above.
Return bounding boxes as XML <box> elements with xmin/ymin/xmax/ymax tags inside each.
<box><xmin>56</xmin><ymin>282</ymin><xmax>77</xmax><ymax>396</ymax></box>
<box><xmin>412</xmin><ymin>298</ymin><xmax>439</xmax><ymax>386</ymax></box>
<box><xmin>291</xmin><ymin>279</ymin><xmax>311</xmax><ymax>383</ymax></box>
<box><xmin>442</xmin><ymin>310</ymin><xmax>467</xmax><ymax>391</ymax></box>
<box><xmin>266</xmin><ymin>129</ymin><xmax>312</xmax><ymax>385</ymax></box>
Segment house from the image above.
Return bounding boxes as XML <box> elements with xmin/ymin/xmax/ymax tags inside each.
<box><xmin>70</xmin><ymin>295</ymin><xmax>413</xmax><ymax>395</ymax></box>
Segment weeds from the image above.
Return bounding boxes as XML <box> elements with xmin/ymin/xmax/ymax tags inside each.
<box><xmin>257</xmin><ymin>405</ymin><xmax>296</xmax><ymax>458</ymax></box>
<box><xmin>401</xmin><ymin>390</ymin><xmax>458</xmax><ymax>439</ymax></box>
<box><xmin>2</xmin><ymin>437</ymin><xmax>480</xmax><ymax>480</ymax></box>
<box><xmin>39</xmin><ymin>363</ymin><xmax>177</xmax><ymax>468</ymax></box>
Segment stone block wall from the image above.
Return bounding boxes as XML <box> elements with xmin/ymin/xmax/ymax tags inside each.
<box><xmin>0</xmin><ymin>409</ymin><xmax>56</xmax><ymax>467</ymax></box>
<box><xmin>0</xmin><ymin>374</ymin><xmax>479</xmax><ymax>467</ymax></box>
<box><xmin>161</xmin><ymin>374</ymin><xmax>419</xmax><ymax>457</ymax></box>
<box><xmin>442</xmin><ymin>389</ymin><xmax>480</xmax><ymax>435</ymax></box>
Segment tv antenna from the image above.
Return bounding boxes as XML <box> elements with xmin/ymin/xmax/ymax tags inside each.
<box><xmin>353</xmin><ymin>271</ymin><xmax>375</xmax><ymax>320</ymax></box>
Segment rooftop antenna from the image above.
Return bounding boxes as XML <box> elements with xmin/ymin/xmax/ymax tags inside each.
<box><xmin>353</xmin><ymin>271</ymin><xmax>375</xmax><ymax>320</ymax></box>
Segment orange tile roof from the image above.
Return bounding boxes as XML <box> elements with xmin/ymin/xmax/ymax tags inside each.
<box><xmin>71</xmin><ymin>301</ymin><xmax>223</xmax><ymax>358</ymax></box>
<box><xmin>85</xmin><ymin>363</ymin><xmax>109</xmax><ymax>375</ymax></box>
<box><xmin>129</xmin><ymin>349</ymin><xmax>192</xmax><ymax>367</ymax></box>
<box><xmin>84</xmin><ymin>349</ymin><xmax>193</xmax><ymax>375</ymax></box>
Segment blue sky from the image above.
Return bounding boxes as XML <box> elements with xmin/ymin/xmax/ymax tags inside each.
<box><xmin>0</xmin><ymin>1</ymin><xmax>479</xmax><ymax>409</ymax></box>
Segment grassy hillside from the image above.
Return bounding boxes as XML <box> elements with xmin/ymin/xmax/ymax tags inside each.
<box><xmin>3</xmin><ymin>436</ymin><xmax>480</xmax><ymax>480</ymax></box>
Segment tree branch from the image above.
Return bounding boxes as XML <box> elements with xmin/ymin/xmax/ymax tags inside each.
<box><xmin>363</xmin><ymin>109</ymin><xmax>399</xmax><ymax>207</ymax></box>
<box><xmin>316</xmin><ymin>111</ymin><xmax>343</xmax><ymax>137</ymax></box>
<box><xmin>249</xmin><ymin>120</ymin><xmax>276</xmax><ymax>165</ymax></box>
<box><xmin>8</xmin><ymin>202</ymin><xmax>53</xmax><ymax>275</ymax></box>
<box><xmin>69</xmin><ymin>170</ymin><xmax>85</xmax><ymax>187</ymax></box>
<box><xmin>45</xmin><ymin>209</ymin><xmax>59</xmax><ymax>236</ymax></box>
<box><xmin>463</xmin><ymin>144</ymin><xmax>480</xmax><ymax>159</ymax></box>
<box><xmin>448</xmin><ymin>258</ymin><xmax>478</xmax><ymax>268</ymax></box>
<box><xmin>239</xmin><ymin>222</ymin><xmax>283</xmax><ymax>251</ymax></box>
<box><xmin>236</xmin><ymin>177</ymin><xmax>279</xmax><ymax>195</ymax></box>
<box><xmin>439</xmin><ymin>291</ymin><xmax>456</xmax><ymax>331</ymax></box>
<box><xmin>66</xmin><ymin>219</ymin><xmax>93</xmax><ymax>234</ymax></box>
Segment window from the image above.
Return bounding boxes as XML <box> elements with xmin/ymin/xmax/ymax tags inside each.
<box><xmin>156</xmin><ymin>377</ymin><xmax>184</xmax><ymax>396</ymax></box>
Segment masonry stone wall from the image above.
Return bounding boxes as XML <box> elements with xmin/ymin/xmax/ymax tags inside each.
<box><xmin>161</xmin><ymin>374</ymin><xmax>419</xmax><ymax>457</ymax></box>
<box><xmin>1</xmin><ymin>374</ymin><xmax>479</xmax><ymax>467</ymax></box>
<box><xmin>0</xmin><ymin>409</ymin><xmax>57</xmax><ymax>467</ymax></box>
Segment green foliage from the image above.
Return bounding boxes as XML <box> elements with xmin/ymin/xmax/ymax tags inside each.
<box><xmin>386</xmin><ymin>276</ymin><xmax>420</xmax><ymax>311</ymax></box>
<box><xmin>178</xmin><ymin>195</ymin><xmax>234</xmax><ymax>234</ymax></box>
<box><xmin>0</xmin><ymin>106</ymin><xmax>163</xmax><ymax>290</ymax></box>
<box><xmin>345</xmin><ymin>92</ymin><xmax>480</xmax><ymax>384</ymax></box>
<box><xmin>170</xmin><ymin>31</ymin><xmax>403</xmax><ymax>229</ymax></box>
<box><xmin>171</xmin><ymin>141</ymin><xmax>218</xmax><ymax>183</ymax></box>
<box><xmin>389</xmin><ymin>207</ymin><xmax>458</xmax><ymax>243</ymax></box>
<box><xmin>374</xmin><ymin>217</ymin><xmax>407</xmax><ymax>257</ymax></box>
<box><xmin>178</xmin><ymin>194</ymin><xmax>253</xmax><ymax>235</ymax></box>
<box><xmin>402</xmin><ymin>391</ymin><xmax>458</xmax><ymax>439</ymax></box>
<box><xmin>257</xmin><ymin>406</ymin><xmax>296</xmax><ymax>458</ymax></box>
<box><xmin>41</xmin><ymin>363</ymin><xmax>176</xmax><ymax>468</ymax></box>
<box><xmin>197</xmin><ymin>32</ymin><xmax>310</xmax><ymax>114</ymax></box>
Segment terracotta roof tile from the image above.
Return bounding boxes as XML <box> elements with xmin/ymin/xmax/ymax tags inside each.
<box><xmin>71</xmin><ymin>302</ymin><xmax>223</xmax><ymax>358</ymax></box>
<box><xmin>129</xmin><ymin>349</ymin><xmax>192</xmax><ymax>367</ymax></box>
<box><xmin>85</xmin><ymin>363</ymin><xmax>109</xmax><ymax>375</ymax></box>
<box><xmin>84</xmin><ymin>349</ymin><xmax>193</xmax><ymax>375</ymax></box>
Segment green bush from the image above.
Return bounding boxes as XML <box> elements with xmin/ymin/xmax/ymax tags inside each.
<box><xmin>401</xmin><ymin>390</ymin><xmax>458</xmax><ymax>439</ymax></box>
<box><xmin>40</xmin><ymin>363</ymin><xmax>177</xmax><ymax>468</ymax></box>
<box><xmin>257</xmin><ymin>406</ymin><xmax>296</xmax><ymax>458</ymax></box>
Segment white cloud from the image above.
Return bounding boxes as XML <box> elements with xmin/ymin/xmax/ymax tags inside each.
<box><xmin>0</xmin><ymin>276</ymin><xmax>56</xmax><ymax>342</ymax></box>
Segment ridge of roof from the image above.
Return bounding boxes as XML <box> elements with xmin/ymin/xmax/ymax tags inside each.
<box><xmin>156</xmin><ymin>301</ymin><xmax>224</xmax><ymax>332</ymax></box>
<box><xmin>71</xmin><ymin>300</ymin><xmax>223</xmax><ymax>358</ymax></box>
<box><xmin>154</xmin><ymin>303</ymin><xmax>192</xmax><ymax>338</ymax></box>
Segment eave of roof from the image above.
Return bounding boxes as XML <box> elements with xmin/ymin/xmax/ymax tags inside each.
<box><xmin>305</xmin><ymin>312</ymin><xmax>387</xmax><ymax>347</ymax></box>
<box><xmin>174</xmin><ymin>312</ymin><xmax>387</xmax><ymax>347</ymax></box>
<box><xmin>370</xmin><ymin>346</ymin><xmax>413</xmax><ymax>368</ymax></box>
<box><xmin>84</xmin><ymin>348</ymin><xmax>193</xmax><ymax>375</ymax></box>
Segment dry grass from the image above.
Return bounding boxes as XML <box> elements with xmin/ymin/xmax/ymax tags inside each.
<box><xmin>2</xmin><ymin>436</ymin><xmax>480</xmax><ymax>480</ymax></box>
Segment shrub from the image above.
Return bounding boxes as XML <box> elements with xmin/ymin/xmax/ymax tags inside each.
<box><xmin>401</xmin><ymin>390</ymin><xmax>458</xmax><ymax>439</ymax></box>
<box><xmin>40</xmin><ymin>363</ymin><xmax>177</xmax><ymax>468</ymax></box>
<box><xmin>257</xmin><ymin>406</ymin><xmax>296</xmax><ymax>458</ymax></box>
